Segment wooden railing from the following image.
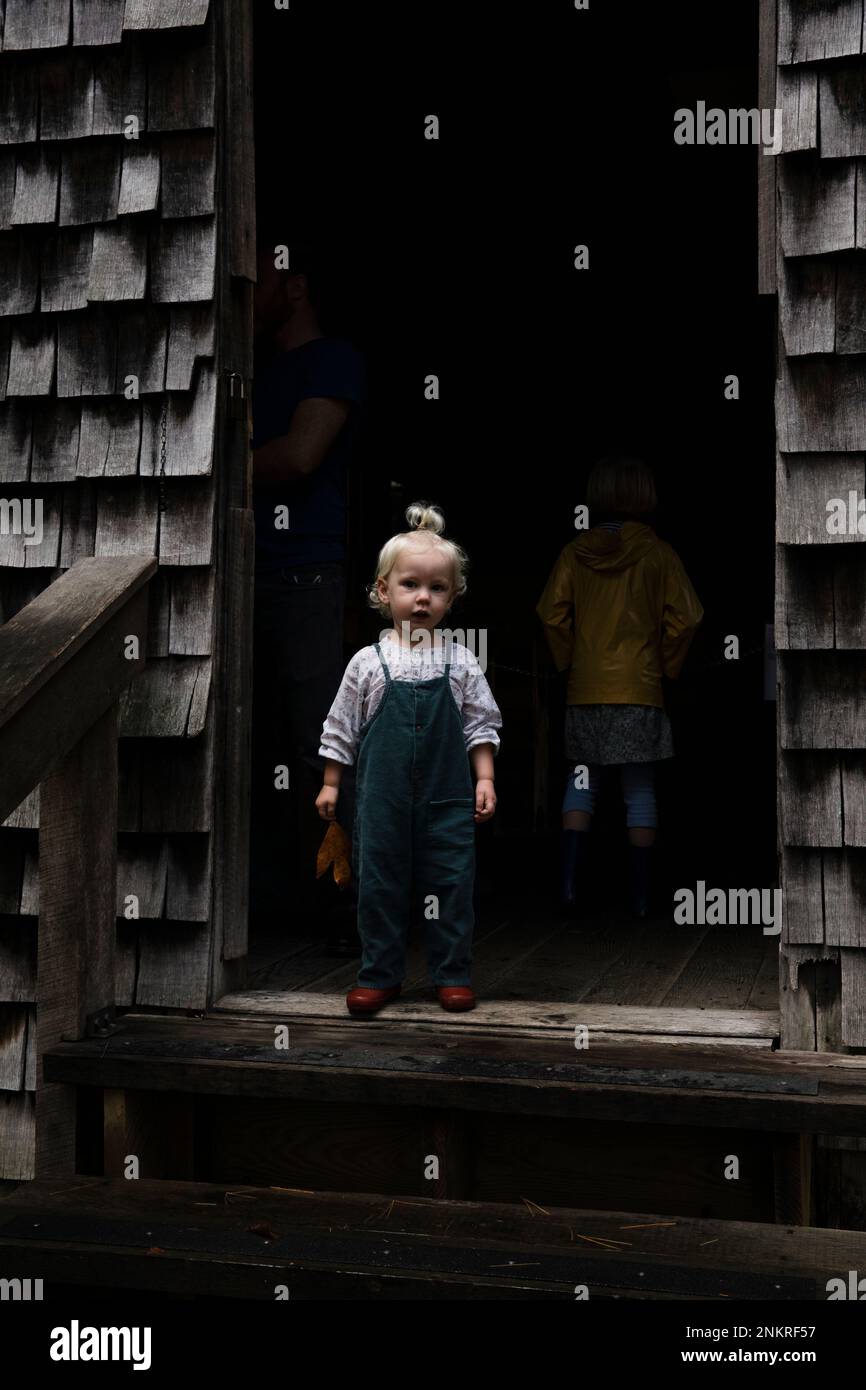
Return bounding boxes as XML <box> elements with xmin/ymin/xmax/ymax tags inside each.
<box><xmin>0</xmin><ymin>555</ymin><xmax>157</xmax><ymax>1177</ymax></box>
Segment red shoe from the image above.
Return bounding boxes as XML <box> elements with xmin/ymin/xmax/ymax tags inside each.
<box><xmin>346</xmin><ymin>985</ymin><xmax>401</xmax><ymax>1016</ymax></box>
<box><xmin>436</xmin><ymin>986</ymin><xmax>476</xmax><ymax>1012</ymax></box>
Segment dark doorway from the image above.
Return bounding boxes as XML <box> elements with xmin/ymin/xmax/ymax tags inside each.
<box><xmin>249</xmin><ymin>4</ymin><xmax>776</xmax><ymax>997</ymax></box>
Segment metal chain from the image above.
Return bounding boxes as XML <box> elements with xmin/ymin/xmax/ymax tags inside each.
<box><xmin>157</xmin><ymin>394</ymin><xmax>168</xmax><ymax>514</ymax></box>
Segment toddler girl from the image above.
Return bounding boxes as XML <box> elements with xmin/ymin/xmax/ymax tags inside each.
<box><xmin>317</xmin><ymin>502</ymin><xmax>501</xmax><ymax>1015</ymax></box>
<box><xmin>536</xmin><ymin>456</ymin><xmax>703</xmax><ymax>917</ymax></box>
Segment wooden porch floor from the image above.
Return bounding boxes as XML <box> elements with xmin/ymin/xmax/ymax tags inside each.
<box><xmin>218</xmin><ymin>904</ymin><xmax>780</xmax><ymax>1047</ymax></box>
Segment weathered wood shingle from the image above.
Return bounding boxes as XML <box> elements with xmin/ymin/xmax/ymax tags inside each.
<box><xmin>1</xmin><ymin>0</ymin><xmax>71</xmax><ymax>53</ymax></box>
<box><xmin>819</xmin><ymin>65</ymin><xmax>866</xmax><ymax>156</ymax></box>
<box><xmin>777</xmin><ymin>66</ymin><xmax>818</xmax><ymax>152</ymax></box>
<box><xmin>776</xmin><ymin>451</ymin><xmax>866</xmax><ymax>542</ymax></box>
<box><xmin>0</xmin><ymin>64</ymin><xmax>38</xmax><ymax>143</ymax></box>
<box><xmin>40</xmin><ymin>226</ymin><xmax>93</xmax><ymax>311</ymax></box>
<box><xmin>777</xmin><ymin>0</ymin><xmax>864</xmax><ymax>66</ymax></box>
<box><xmin>118</xmin><ymin>144</ymin><xmax>160</xmax><ymax>214</ymax></box>
<box><xmin>91</xmin><ymin>45</ymin><xmax>147</xmax><ymax>134</ymax></box>
<box><xmin>40</xmin><ymin>55</ymin><xmax>95</xmax><ymax>140</ymax></box>
<box><xmin>777</xmin><ymin>154</ymin><xmax>860</xmax><ymax>255</ymax></box>
<box><xmin>0</xmin><ymin>232</ymin><xmax>39</xmax><ymax>314</ymax></box>
<box><xmin>1</xmin><ymin>0</ymin><xmax>212</xmax><ymax>51</ymax></box>
<box><xmin>6</xmin><ymin>319</ymin><xmax>55</xmax><ymax>396</ymax></box>
<box><xmin>776</xmin><ymin>543</ymin><xmax>866</xmax><ymax>649</ymax></box>
<box><xmin>87</xmin><ymin>220</ymin><xmax>148</xmax><ymax>300</ymax></box>
<box><xmin>11</xmin><ymin>148</ymin><xmax>60</xmax><ymax>224</ymax></box>
<box><xmin>124</xmin><ymin>0</ymin><xmax>211</xmax><ymax>31</ymax></box>
<box><xmin>77</xmin><ymin>399</ymin><xmax>142</xmax><ymax>476</ymax></box>
<box><xmin>777</xmin><ymin>359</ymin><xmax>866</xmax><ymax>451</ymax></box>
<box><xmin>781</xmin><ymin>652</ymin><xmax>866</xmax><ymax>749</ymax></box>
<box><xmin>72</xmin><ymin>0</ymin><xmax>125</xmax><ymax>49</ymax></box>
<box><xmin>59</xmin><ymin>140</ymin><xmax>122</xmax><ymax>225</ymax></box>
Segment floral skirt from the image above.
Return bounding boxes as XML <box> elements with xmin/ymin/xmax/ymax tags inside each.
<box><xmin>564</xmin><ymin>703</ymin><xmax>674</xmax><ymax>766</ymax></box>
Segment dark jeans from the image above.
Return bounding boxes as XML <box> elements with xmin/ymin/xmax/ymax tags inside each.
<box><xmin>250</xmin><ymin>562</ymin><xmax>357</xmax><ymax>919</ymax></box>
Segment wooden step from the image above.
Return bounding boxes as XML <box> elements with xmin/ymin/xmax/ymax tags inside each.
<box><xmin>215</xmin><ymin>992</ymin><xmax>780</xmax><ymax>1045</ymax></box>
<box><xmin>43</xmin><ymin>1012</ymin><xmax>866</xmax><ymax>1133</ymax></box>
<box><xmin>1</xmin><ymin>1176</ymin><xmax>864</xmax><ymax>1300</ymax></box>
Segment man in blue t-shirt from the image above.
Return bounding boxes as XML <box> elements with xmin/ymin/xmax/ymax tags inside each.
<box><xmin>250</xmin><ymin>235</ymin><xmax>367</xmax><ymax>950</ymax></box>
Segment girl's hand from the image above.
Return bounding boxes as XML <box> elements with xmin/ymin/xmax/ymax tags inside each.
<box><xmin>474</xmin><ymin>779</ymin><xmax>496</xmax><ymax>822</ymax></box>
<box><xmin>316</xmin><ymin>785</ymin><xmax>339</xmax><ymax>821</ymax></box>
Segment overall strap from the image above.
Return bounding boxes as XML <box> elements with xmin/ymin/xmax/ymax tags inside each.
<box><xmin>373</xmin><ymin>641</ymin><xmax>392</xmax><ymax>682</ymax></box>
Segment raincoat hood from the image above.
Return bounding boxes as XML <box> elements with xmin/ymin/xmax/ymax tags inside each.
<box><xmin>571</xmin><ymin>521</ymin><xmax>658</xmax><ymax>573</ymax></box>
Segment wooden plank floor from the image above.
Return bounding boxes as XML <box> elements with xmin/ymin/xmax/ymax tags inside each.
<box><xmin>219</xmin><ymin>903</ymin><xmax>781</xmax><ymax>1045</ymax></box>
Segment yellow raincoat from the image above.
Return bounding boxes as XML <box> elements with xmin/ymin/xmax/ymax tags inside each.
<box><xmin>536</xmin><ymin>522</ymin><xmax>703</xmax><ymax>707</ymax></box>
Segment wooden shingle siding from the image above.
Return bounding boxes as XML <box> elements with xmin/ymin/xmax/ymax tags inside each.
<box><xmin>780</xmin><ymin>752</ymin><xmax>844</xmax><ymax>845</ymax></box>
<box><xmin>780</xmin><ymin>851</ymin><xmax>866</xmax><ymax>949</ymax></box>
<box><xmin>825</xmin><ymin>856</ymin><xmax>866</xmax><ymax>945</ymax></box>
<box><xmin>777</xmin><ymin>155</ymin><xmax>860</xmax><ymax>255</ymax></box>
<box><xmin>0</xmin><ymin>927</ymin><xmax>35</xmax><ymax>1001</ymax></box>
<box><xmin>777</xmin><ymin>67</ymin><xmax>818</xmax><ymax>152</ymax></box>
<box><xmin>0</xmin><ymin>1</ymin><xmax>212</xmax><ymax>50</ymax></box>
<box><xmin>1</xmin><ymin>1</ymin><xmax>72</xmax><ymax>53</ymax></box>
<box><xmin>781</xmin><ymin>753</ymin><xmax>866</xmax><ymax>846</ymax></box>
<box><xmin>0</xmin><ymin>0</ymin><xmax>250</xmax><ymax>1176</ymax></box>
<box><xmin>780</xmin><ymin>652</ymin><xmax>866</xmax><ymax>749</ymax></box>
<box><xmin>123</xmin><ymin>1</ymin><xmax>211</xmax><ymax>34</ymax></box>
<box><xmin>776</xmin><ymin>452</ymin><xmax>866</xmax><ymax>542</ymax></box>
<box><xmin>0</xmin><ymin>1092</ymin><xmax>34</xmax><ymax>1182</ymax></box>
<box><xmin>776</xmin><ymin>545</ymin><xmax>866</xmax><ymax>648</ymax></box>
<box><xmin>777</xmin><ymin>359</ymin><xmax>866</xmax><ymax>450</ymax></box>
<box><xmin>776</xmin><ymin>63</ymin><xmax>866</xmax><ymax>160</ymax></box>
<box><xmin>775</xmin><ymin>2</ymin><xmax>866</xmax><ymax>1046</ymax></box>
<box><xmin>780</xmin><ymin>255</ymin><xmax>866</xmax><ymax>356</ymax></box>
<box><xmin>777</xmin><ymin>0</ymin><xmax>864</xmax><ymax>65</ymax></box>
<box><xmin>819</xmin><ymin>66</ymin><xmax>866</xmax><ymax>155</ymax></box>
<box><xmin>779</xmin><ymin>258</ymin><xmax>835</xmax><ymax>353</ymax></box>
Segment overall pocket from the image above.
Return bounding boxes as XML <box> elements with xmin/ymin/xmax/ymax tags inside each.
<box><xmin>425</xmin><ymin>798</ymin><xmax>475</xmax><ymax>883</ymax></box>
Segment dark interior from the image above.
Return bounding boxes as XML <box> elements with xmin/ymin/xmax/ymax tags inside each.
<box><xmin>251</xmin><ymin>3</ymin><xmax>776</xmax><ymax>934</ymax></box>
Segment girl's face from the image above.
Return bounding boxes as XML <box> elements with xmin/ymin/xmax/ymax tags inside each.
<box><xmin>378</xmin><ymin>546</ymin><xmax>455</xmax><ymax>638</ymax></box>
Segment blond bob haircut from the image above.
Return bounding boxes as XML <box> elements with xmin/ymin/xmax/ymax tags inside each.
<box><xmin>366</xmin><ymin>502</ymin><xmax>469</xmax><ymax>618</ymax></box>
<box><xmin>586</xmin><ymin>456</ymin><xmax>658</xmax><ymax>518</ymax></box>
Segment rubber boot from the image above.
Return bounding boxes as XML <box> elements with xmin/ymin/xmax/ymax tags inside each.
<box><xmin>561</xmin><ymin>829</ymin><xmax>590</xmax><ymax>911</ymax></box>
<box><xmin>629</xmin><ymin>844</ymin><xmax>653</xmax><ymax>918</ymax></box>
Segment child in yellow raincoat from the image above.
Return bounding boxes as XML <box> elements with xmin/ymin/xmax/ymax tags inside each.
<box><xmin>536</xmin><ymin>456</ymin><xmax>703</xmax><ymax>917</ymax></box>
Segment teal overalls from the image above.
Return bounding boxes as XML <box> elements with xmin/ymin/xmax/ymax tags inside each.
<box><xmin>352</xmin><ymin>640</ymin><xmax>476</xmax><ymax>989</ymax></box>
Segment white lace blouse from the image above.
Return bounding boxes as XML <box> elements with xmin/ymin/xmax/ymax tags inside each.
<box><xmin>319</xmin><ymin>635</ymin><xmax>502</xmax><ymax>766</ymax></box>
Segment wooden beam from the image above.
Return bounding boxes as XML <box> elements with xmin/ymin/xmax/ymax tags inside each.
<box><xmin>0</xmin><ymin>554</ymin><xmax>155</xmax><ymax>727</ymax></box>
<box><xmin>209</xmin><ymin>0</ymin><xmax>256</xmax><ymax>992</ymax></box>
<box><xmin>49</xmin><ymin>1018</ymin><xmax>866</xmax><ymax>1135</ymax></box>
<box><xmin>213</xmin><ymin>994</ymin><xmax>778</xmax><ymax>1038</ymax></box>
<box><xmin>757</xmin><ymin>0</ymin><xmax>777</xmax><ymax>294</ymax></box>
<box><xmin>36</xmin><ymin>706</ymin><xmax>118</xmax><ymax>1177</ymax></box>
<box><xmin>773</xmin><ymin>1132</ymin><xmax>814</xmax><ymax>1224</ymax></box>
<box><xmin>0</xmin><ymin>558</ymin><xmax>155</xmax><ymax>823</ymax></box>
<box><xmin>5</xmin><ymin>1175</ymin><xmax>866</xmax><ymax>1298</ymax></box>
<box><xmin>215</xmin><ymin>508</ymin><xmax>254</xmax><ymax>962</ymax></box>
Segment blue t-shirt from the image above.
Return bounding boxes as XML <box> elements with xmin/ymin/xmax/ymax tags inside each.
<box><xmin>252</xmin><ymin>336</ymin><xmax>367</xmax><ymax>568</ymax></box>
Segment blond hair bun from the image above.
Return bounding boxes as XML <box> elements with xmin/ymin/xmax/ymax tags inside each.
<box><xmin>405</xmin><ymin>501</ymin><xmax>445</xmax><ymax>535</ymax></box>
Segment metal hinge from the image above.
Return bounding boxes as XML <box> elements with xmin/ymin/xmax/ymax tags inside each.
<box><xmin>84</xmin><ymin>1007</ymin><xmax>121</xmax><ymax>1039</ymax></box>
